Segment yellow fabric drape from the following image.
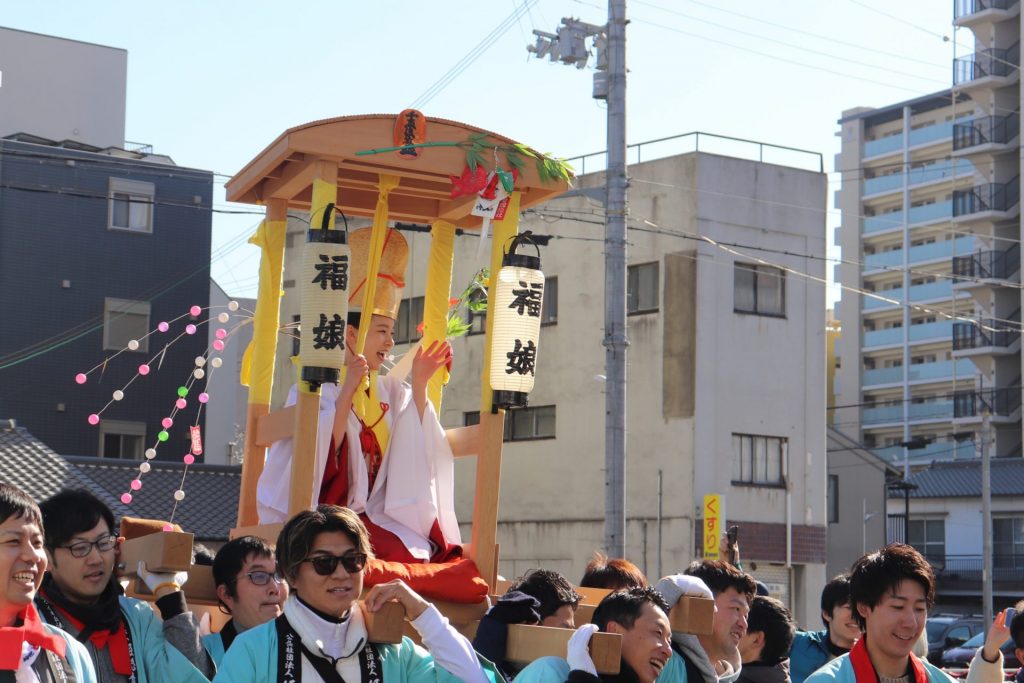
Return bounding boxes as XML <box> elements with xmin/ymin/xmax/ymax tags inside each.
<box><xmin>480</xmin><ymin>191</ymin><xmax>522</xmax><ymax>412</ymax></box>
<box><xmin>423</xmin><ymin>220</ymin><xmax>457</xmax><ymax>413</ymax></box>
<box><xmin>241</xmin><ymin>217</ymin><xmax>287</xmax><ymax>405</ymax></box>
<box><xmin>353</xmin><ymin>173</ymin><xmax>400</xmax><ymax>452</ymax></box>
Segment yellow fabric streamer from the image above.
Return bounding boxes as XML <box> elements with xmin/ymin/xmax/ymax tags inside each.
<box><xmin>480</xmin><ymin>191</ymin><xmax>522</xmax><ymax>412</ymax></box>
<box><xmin>354</xmin><ymin>174</ymin><xmax>400</xmax><ymax>434</ymax></box>
<box><xmin>422</xmin><ymin>221</ymin><xmax>456</xmax><ymax>413</ymax></box>
<box><xmin>243</xmin><ymin>218</ymin><xmax>287</xmax><ymax>405</ymax></box>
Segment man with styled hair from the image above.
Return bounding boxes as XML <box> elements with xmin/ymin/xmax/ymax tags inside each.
<box><xmin>579</xmin><ymin>552</ymin><xmax>648</xmax><ymax>591</ymax></box>
<box><xmin>204</xmin><ymin>535</ymin><xmax>287</xmax><ymax>667</ymax></box>
<box><xmin>806</xmin><ymin>544</ymin><xmax>1001</xmax><ymax>683</ymax></box>
<box><xmin>35</xmin><ymin>488</ymin><xmax>211</xmax><ymax>682</ymax></box>
<box><xmin>790</xmin><ymin>575</ymin><xmax>859</xmax><ymax>683</ymax></box>
<box><xmin>737</xmin><ymin>596</ymin><xmax>795</xmax><ymax>683</ymax></box>
<box><xmin>513</xmin><ymin>586</ymin><xmax>674</xmax><ymax>683</ymax></box>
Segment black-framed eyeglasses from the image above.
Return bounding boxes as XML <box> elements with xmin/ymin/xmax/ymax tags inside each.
<box><xmin>57</xmin><ymin>535</ymin><xmax>118</xmax><ymax>558</ymax></box>
<box><xmin>232</xmin><ymin>570</ymin><xmax>284</xmax><ymax>587</ymax></box>
<box><xmin>301</xmin><ymin>552</ymin><xmax>367</xmax><ymax>576</ymax></box>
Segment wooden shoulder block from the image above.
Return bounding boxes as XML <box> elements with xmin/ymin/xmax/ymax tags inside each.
<box><xmin>255</xmin><ymin>405</ymin><xmax>295</xmax><ymax>447</ymax></box>
<box><xmin>446</xmin><ymin>425</ymin><xmax>481</xmax><ymax>458</ymax></box>
<box><xmin>575</xmin><ymin>603</ymin><xmax>596</xmax><ymax>625</ymax></box>
<box><xmin>669</xmin><ymin>596</ymin><xmax>715</xmax><ymax>636</ymax></box>
<box><xmin>574</xmin><ymin>586</ymin><xmax>612</xmax><ymax>606</ymax></box>
<box><xmin>230</xmin><ymin>523</ymin><xmax>283</xmax><ymax>542</ymax></box>
<box><xmin>119</xmin><ymin>530</ymin><xmax>193</xmax><ymax>575</ymax></box>
<box><xmin>360</xmin><ymin>600</ymin><xmax>406</xmax><ymax>644</ymax></box>
<box><xmin>506</xmin><ymin>624</ymin><xmax>621</xmax><ymax>674</ymax></box>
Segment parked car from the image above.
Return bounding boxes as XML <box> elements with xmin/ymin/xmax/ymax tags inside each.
<box><xmin>928</xmin><ymin>616</ymin><xmax>986</xmax><ymax>664</ymax></box>
<box><xmin>942</xmin><ymin>630</ymin><xmax>1019</xmax><ymax>669</ymax></box>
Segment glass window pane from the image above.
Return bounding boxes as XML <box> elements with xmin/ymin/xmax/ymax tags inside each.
<box><xmin>512</xmin><ymin>411</ymin><xmax>534</xmax><ymax>439</ymax></box>
<box><xmin>112</xmin><ymin>194</ymin><xmax>129</xmax><ymax>227</ymax></box>
<box><xmin>754</xmin><ymin>437</ymin><xmax>768</xmax><ymax>482</ymax></box>
<box><xmin>757</xmin><ymin>267</ymin><xmax>785</xmax><ymax>315</ymax></box>
<box><xmin>732</xmin><ymin>435</ymin><xmax>742</xmax><ymax>482</ymax></box>
<box><xmin>734</xmin><ymin>264</ymin><xmax>756</xmax><ymax>312</ymax></box>
<box><xmin>639</xmin><ymin>264</ymin><xmax>658</xmax><ymax>310</ymax></box>
<box><xmin>535</xmin><ymin>406</ymin><xmax>555</xmax><ymax>437</ymax></box>
<box><xmin>741</xmin><ymin>436</ymin><xmax>752</xmax><ymax>482</ymax></box>
<box><xmin>128</xmin><ymin>195</ymin><xmax>149</xmax><ymax>229</ymax></box>
<box><xmin>542</xmin><ymin>278</ymin><xmax>558</xmax><ymax>323</ymax></box>
<box><xmin>464</xmin><ymin>411</ymin><xmax>480</xmax><ymax>426</ymax></box>
<box><xmin>395</xmin><ymin>299</ymin><xmax>410</xmax><ymax>344</ymax></box>
<box><xmin>908</xmin><ymin>520</ymin><xmax>924</xmax><ymax>545</ymax></box>
<box><xmin>627</xmin><ymin>266</ymin><xmax>639</xmax><ymax>312</ymax></box>
<box><xmin>411</xmin><ymin>297</ymin><xmax>424</xmax><ymax>340</ymax></box>
<box><xmin>926</xmin><ymin>519</ymin><xmax>944</xmax><ymax>543</ymax></box>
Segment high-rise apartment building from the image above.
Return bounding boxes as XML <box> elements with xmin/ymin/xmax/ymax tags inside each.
<box><xmin>835</xmin><ymin>1</ymin><xmax>1022</xmax><ymax>473</ymax></box>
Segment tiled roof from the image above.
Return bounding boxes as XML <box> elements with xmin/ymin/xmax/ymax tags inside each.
<box><xmin>890</xmin><ymin>458</ymin><xmax>1024</xmax><ymax>498</ymax></box>
<box><xmin>66</xmin><ymin>456</ymin><xmax>240</xmax><ymax>542</ymax></box>
<box><xmin>0</xmin><ymin>423</ymin><xmax>239</xmax><ymax>541</ymax></box>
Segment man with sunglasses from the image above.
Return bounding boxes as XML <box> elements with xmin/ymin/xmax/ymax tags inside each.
<box><xmin>216</xmin><ymin>505</ymin><xmax>503</xmax><ymax>683</ymax></box>
<box><xmin>35</xmin><ymin>489</ymin><xmax>212</xmax><ymax>682</ymax></box>
<box><xmin>204</xmin><ymin>535</ymin><xmax>288</xmax><ymax>667</ymax></box>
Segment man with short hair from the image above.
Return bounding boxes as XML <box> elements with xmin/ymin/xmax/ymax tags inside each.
<box><xmin>35</xmin><ymin>489</ymin><xmax>211</xmax><ymax>682</ymax></box>
<box><xmin>473</xmin><ymin>569</ymin><xmax>582</xmax><ymax>679</ymax></box>
<box><xmin>579</xmin><ymin>553</ymin><xmax>648</xmax><ymax>591</ymax></box>
<box><xmin>789</xmin><ymin>575</ymin><xmax>859</xmax><ymax>683</ymax></box>
<box><xmin>805</xmin><ymin>544</ymin><xmax>1002</xmax><ymax>683</ymax></box>
<box><xmin>203</xmin><ymin>535</ymin><xmax>287</xmax><ymax>667</ymax></box>
<box><xmin>737</xmin><ymin>596</ymin><xmax>795</xmax><ymax>683</ymax></box>
<box><xmin>514</xmin><ymin>586</ymin><xmax>674</xmax><ymax>683</ymax></box>
<box><xmin>656</xmin><ymin>561</ymin><xmax>754</xmax><ymax>683</ymax></box>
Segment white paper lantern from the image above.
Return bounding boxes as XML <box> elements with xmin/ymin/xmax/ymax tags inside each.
<box><xmin>299</xmin><ymin>227</ymin><xmax>349</xmax><ymax>385</ymax></box>
<box><xmin>490</xmin><ymin>234</ymin><xmax>544</xmax><ymax>409</ymax></box>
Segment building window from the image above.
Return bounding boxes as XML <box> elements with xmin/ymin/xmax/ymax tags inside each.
<box><xmin>103</xmin><ymin>298</ymin><xmax>151</xmax><ymax>351</ymax></box>
<box><xmin>99</xmin><ymin>420</ymin><xmax>145</xmax><ymax>459</ymax></box>
<box><xmin>464</xmin><ymin>405</ymin><xmax>556</xmax><ymax>441</ymax></box>
<box><xmin>395</xmin><ymin>296</ymin><xmax>425</xmax><ymax>345</ymax></box>
<box><xmin>731</xmin><ymin>434</ymin><xmax>786</xmax><ymax>486</ymax></box>
<box><xmin>907</xmin><ymin>519</ymin><xmax>945</xmax><ymax>563</ymax></box>
<box><xmin>827</xmin><ymin>475</ymin><xmax>839</xmax><ymax>523</ymax></box>
<box><xmin>292</xmin><ymin>314</ymin><xmax>301</xmax><ymax>357</ymax></box>
<box><xmin>541</xmin><ymin>277</ymin><xmax>558</xmax><ymax>326</ymax></box>
<box><xmin>108</xmin><ymin>178</ymin><xmax>155</xmax><ymax>233</ymax></box>
<box><xmin>734</xmin><ymin>263</ymin><xmax>785</xmax><ymax>317</ymax></box>
<box><xmin>628</xmin><ymin>263</ymin><xmax>659</xmax><ymax>314</ymax></box>
<box><xmin>993</xmin><ymin>518</ymin><xmax>1024</xmax><ymax>565</ymax></box>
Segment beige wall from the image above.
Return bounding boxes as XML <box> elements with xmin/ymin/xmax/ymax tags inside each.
<box><xmin>0</xmin><ymin>28</ymin><xmax>127</xmax><ymax>148</ymax></box>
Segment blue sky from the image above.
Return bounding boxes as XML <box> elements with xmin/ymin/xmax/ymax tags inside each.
<box><xmin>3</xmin><ymin>0</ymin><xmax>961</xmax><ymax>301</ymax></box>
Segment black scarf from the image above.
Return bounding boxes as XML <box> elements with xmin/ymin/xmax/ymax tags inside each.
<box><xmin>38</xmin><ymin>573</ymin><xmax>123</xmax><ymax>640</ymax></box>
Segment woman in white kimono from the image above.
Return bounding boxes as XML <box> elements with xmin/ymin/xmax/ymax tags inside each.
<box><xmin>214</xmin><ymin>505</ymin><xmax>502</xmax><ymax>683</ymax></box>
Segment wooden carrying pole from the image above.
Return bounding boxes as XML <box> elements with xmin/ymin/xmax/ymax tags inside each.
<box><xmin>237</xmin><ymin>197</ymin><xmax>288</xmax><ymax>526</ymax></box>
<box><xmin>470</xmin><ymin>191</ymin><xmax>521</xmax><ymax>589</ymax></box>
<box><xmin>288</xmin><ymin>162</ymin><xmax>339</xmax><ymax>515</ymax></box>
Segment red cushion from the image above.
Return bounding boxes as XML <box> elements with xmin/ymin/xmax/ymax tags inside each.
<box><xmin>363</xmin><ymin>557</ymin><xmax>489</xmax><ymax>604</ymax></box>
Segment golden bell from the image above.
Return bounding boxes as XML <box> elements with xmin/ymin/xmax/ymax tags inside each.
<box><xmin>347</xmin><ymin>227</ymin><xmax>408</xmax><ymax>320</ymax></box>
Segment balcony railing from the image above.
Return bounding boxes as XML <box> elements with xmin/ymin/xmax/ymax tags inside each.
<box><xmin>953</xmin><ymin>314</ymin><xmax>1022</xmax><ymax>350</ymax></box>
<box><xmin>863</xmin><ymin>200</ymin><xmax>953</xmax><ymax>234</ymax></box>
<box><xmin>862</xmin><ymin>359</ymin><xmax>976</xmax><ymax>387</ymax></box>
<box><xmin>953</xmin><ymin>385</ymin><xmax>1022</xmax><ymax>417</ymax></box>
<box><xmin>952</xmin><ymin>242</ymin><xmax>1021</xmax><ymax>279</ymax></box>
<box><xmin>953</xmin><ymin>112</ymin><xmax>1020</xmax><ymax>150</ymax></box>
<box><xmin>863</xmin><ymin>159</ymin><xmax>975</xmax><ymax>196</ymax></box>
<box><xmin>865</xmin><ymin>236</ymin><xmax>976</xmax><ymax>271</ymax></box>
<box><xmin>932</xmin><ymin>554</ymin><xmax>1024</xmax><ymax>593</ymax></box>
<box><xmin>954</xmin><ymin>42</ymin><xmax>1020</xmax><ymax>84</ymax></box>
<box><xmin>955</xmin><ymin>0</ymin><xmax>1020</xmax><ymax>20</ymax></box>
<box><xmin>862</xmin><ymin>320</ymin><xmax>953</xmax><ymax>348</ymax></box>
<box><xmin>873</xmin><ymin>440</ymin><xmax>976</xmax><ymax>464</ymax></box>
<box><xmin>863</xmin><ymin>280</ymin><xmax>954</xmax><ymax>311</ymax></box>
<box><xmin>862</xmin><ymin>400</ymin><xmax>954</xmax><ymax>425</ymax></box>
<box><xmin>952</xmin><ymin>175</ymin><xmax>1020</xmax><ymax>216</ymax></box>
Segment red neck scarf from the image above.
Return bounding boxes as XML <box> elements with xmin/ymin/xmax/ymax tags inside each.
<box><xmin>850</xmin><ymin>635</ymin><xmax>928</xmax><ymax>683</ymax></box>
<box><xmin>48</xmin><ymin>600</ymin><xmax>132</xmax><ymax>675</ymax></box>
<box><xmin>0</xmin><ymin>603</ymin><xmax>66</xmax><ymax>671</ymax></box>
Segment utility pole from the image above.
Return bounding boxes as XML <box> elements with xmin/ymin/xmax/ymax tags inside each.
<box><xmin>603</xmin><ymin>0</ymin><xmax>628</xmax><ymax>558</ymax></box>
<box><xmin>526</xmin><ymin>3</ymin><xmax>627</xmax><ymax>556</ymax></box>
<box><xmin>981</xmin><ymin>410</ymin><xmax>993</xmax><ymax>626</ymax></box>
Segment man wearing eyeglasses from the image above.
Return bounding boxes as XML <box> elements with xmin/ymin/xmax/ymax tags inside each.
<box><xmin>35</xmin><ymin>489</ymin><xmax>212</xmax><ymax>682</ymax></box>
<box><xmin>204</xmin><ymin>535</ymin><xmax>288</xmax><ymax>667</ymax></box>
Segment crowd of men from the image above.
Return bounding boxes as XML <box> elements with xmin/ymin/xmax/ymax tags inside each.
<box><xmin>0</xmin><ymin>481</ymin><xmax>1018</xmax><ymax>683</ymax></box>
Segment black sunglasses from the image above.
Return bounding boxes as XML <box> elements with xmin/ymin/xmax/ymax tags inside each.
<box><xmin>301</xmin><ymin>552</ymin><xmax>368</xmax><ymax>576</ymax></box>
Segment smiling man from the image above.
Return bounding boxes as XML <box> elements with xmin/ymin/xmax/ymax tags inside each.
<box><xmin>514</xmin><ymin>586</ymin><xmax>674</xmax><ymax>683</ymax></box>
<box><xmin>789</xmin><ymin>575</ymin><xmax>859</xmax><ymax>683</ymax></box>
<box><xmin>35</xmin><ymin>489</ymin><xmax>211</xmax><ymax>682</ymax></box>
<box><xmin>204</xmin><ymin>535</ymin><xmax>287</xmax><ymax>667</ymax></box>
<box><xmin>804</xmin><ymin>545</ymin><xmax>1000</xmax><ymax>683</ymax></box>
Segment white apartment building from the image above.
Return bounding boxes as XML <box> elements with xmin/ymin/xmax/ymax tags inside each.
<box><xmin>835</xmin><ymin>0</ymin><xmax>1023</xmax><ymax>474</ymax></box>
<box><xmin>273</xmin><ymin>136</ymin><xmax>829</xmax><ymax>626</ymax></box>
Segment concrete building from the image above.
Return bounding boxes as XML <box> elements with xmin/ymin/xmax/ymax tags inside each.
<box><xmin>825</xmin><ymin>426</ymin><xmax>898</xmax><ymax>578</ymax></box>
<box><xmin>272</xmin><ymin>135</ymin><xmax>829</xmax><ymax>626</ymax></box>
<box><xmin>203</xmin><ymin>281</ymin><xmax>255</xmax><ymax>465</ymax></box>
<box><xmin>0</xmin><ymin>27</ymin><xmax>128</xmax><ymax>149</ymax></box>
<box><xmin>0</xmin><ymin>29</ymin><xmax>213</xmax><ymax>461</ymax></box>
